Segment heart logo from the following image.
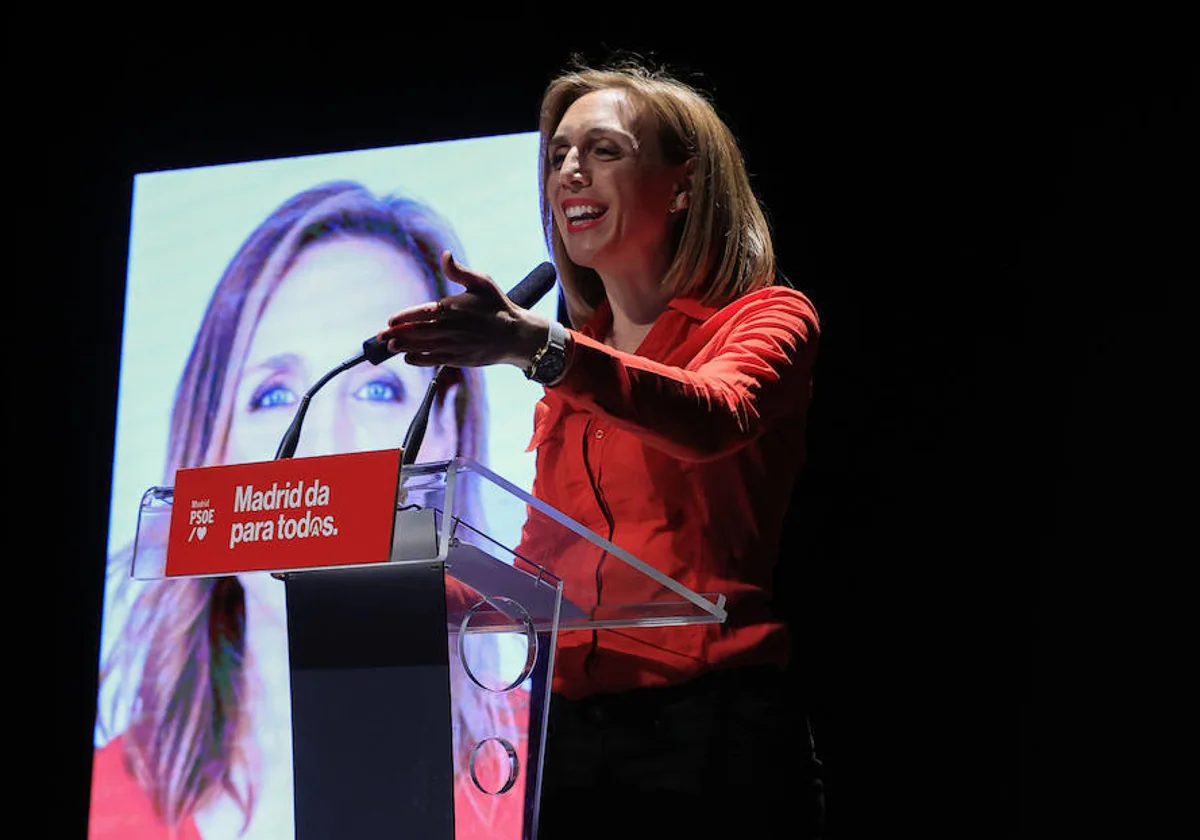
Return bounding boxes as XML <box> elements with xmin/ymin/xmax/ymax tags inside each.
<box><xmin>196</xmin><ymin>526</ymin><xmax>208</xmax><ymax>541</ymax></box>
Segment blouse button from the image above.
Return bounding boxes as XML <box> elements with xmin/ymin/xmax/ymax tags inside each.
<box><xmin>594</xmin><ymin>429</ymin><xmax>605</xmax><ymax>440</ymax></box>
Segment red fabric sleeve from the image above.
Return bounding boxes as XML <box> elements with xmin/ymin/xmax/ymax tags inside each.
<box><xmin>553</xmin><ymin>287</ymin><xmax>819</xmax><ymax>462</ymax></box>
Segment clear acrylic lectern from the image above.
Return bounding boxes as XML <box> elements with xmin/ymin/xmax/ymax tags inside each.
<box><xmin>130</xmin><ymin>456</ymin><xmax>727</xmax><ymax>839</ymax></box>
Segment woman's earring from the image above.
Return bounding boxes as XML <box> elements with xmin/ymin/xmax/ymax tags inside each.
<box><xmin>669</xmin><ymin>197</ymin><xmax>680</xmax><ymax>214</ymax></box>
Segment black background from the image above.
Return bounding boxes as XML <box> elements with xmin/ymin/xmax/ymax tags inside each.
<box><xmin>43</xmin><ymin>18</ymin><xmax>1192</xmax><ymax>839</ymax></box>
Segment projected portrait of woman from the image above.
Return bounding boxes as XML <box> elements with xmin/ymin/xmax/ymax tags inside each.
<box><xmin>89</xmin><ymin>181</ymin><xmax>525</xmax><ymax>839</ymax></box>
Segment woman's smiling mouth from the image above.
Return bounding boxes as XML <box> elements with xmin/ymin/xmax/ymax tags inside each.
<box><xmin>563</xmin><ymin>199</ymin><xmax>608</xmax><ymax>231</ymax></box>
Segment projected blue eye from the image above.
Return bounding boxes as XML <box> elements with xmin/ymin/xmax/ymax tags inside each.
<box><xmin>250</xmin><ymin>383</ymin><xmax>298</xmax><ymax>411</ymax></box>
<box><xmin>355</xmin><ymin>376</ymin><xmax>406</xmax><ymax>403</ymax></box>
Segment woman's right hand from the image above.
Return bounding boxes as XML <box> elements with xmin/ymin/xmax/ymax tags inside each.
<box><xmin>377</xmin><ymin>251</ymin><xmax>548</xmax><ymax>370</ymax></box>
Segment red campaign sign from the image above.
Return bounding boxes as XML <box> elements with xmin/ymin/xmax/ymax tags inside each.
<box><xmin>166</xmin><ymin>449</ymin><xmax>402</xmax><ymax>577</ymax></box>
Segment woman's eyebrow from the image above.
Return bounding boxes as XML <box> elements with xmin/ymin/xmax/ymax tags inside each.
<box><xmin>242</xmin><ymin>352</ymin><xmax>302</xmax><ymax>374</ymax></box>
<box><xmin>549</xmin><ymin>126</ymin><xmax>638</xmax><ymax>148</ymax></box>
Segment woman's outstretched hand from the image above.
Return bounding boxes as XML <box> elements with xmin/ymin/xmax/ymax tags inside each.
<box><xmin>377</xmin><ymin>251</ymin><xmax>548</xmax><ymax>369</ymax></box>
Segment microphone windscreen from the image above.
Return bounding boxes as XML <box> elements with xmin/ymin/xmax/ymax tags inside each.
<box><xmin>506</xmin><ymin>262</ymin><xmax>557</xmax><ymax>310</ymax></box>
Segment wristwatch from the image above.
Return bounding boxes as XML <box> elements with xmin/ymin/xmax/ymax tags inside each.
<box><xmin>525</xmin><ymin>320</ymin><xmax>569</xmax><ymax>386</ymax></box>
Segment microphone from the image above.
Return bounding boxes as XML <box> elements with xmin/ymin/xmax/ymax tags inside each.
<box><xmin>399</xmin><ymin>261</ymin><xmax>557</xmax><ymax>467</ymax></box>
<box><xmin>273</xmin><ymin>261</ymin><xmax>558</xmax><ymax>461</ymax></box>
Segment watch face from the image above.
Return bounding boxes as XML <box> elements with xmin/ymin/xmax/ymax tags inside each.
<box><xmin>535</xmin><ymin>353</ymin><xmax>566</xmax><ymax>384</ymax></box>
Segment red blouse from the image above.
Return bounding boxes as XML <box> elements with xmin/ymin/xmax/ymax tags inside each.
<box><xmin>518</xmin><ymin>286</ymin><xmax>820</xmax><ymax>700</ymax></box>
<box><xmin>88</xmin><ymin>739</ymin><xmax>203</xmax><ymax>839</ymax></box>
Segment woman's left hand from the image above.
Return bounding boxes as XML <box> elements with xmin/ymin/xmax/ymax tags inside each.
<box><xmin>377</xmin><ymin>250</ymin><xmax>548</xmax><ymax>369</ymax></box>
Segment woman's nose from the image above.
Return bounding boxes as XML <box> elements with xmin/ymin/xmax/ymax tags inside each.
<box><xmin>559</xmin><ymin>150</ymin><xmax>588</xmax><ymax>187</ymax></box>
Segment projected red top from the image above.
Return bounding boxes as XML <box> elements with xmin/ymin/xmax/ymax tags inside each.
<box><xmin>166</xmin><ymin>449</ymin><xmax>402</xmax><ymax>576</ymax></box>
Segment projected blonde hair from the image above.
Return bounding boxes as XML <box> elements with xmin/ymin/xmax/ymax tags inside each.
<box><xmin>98</xmin><ymin>182</ymin><xmax>513</xmax><ymax>829</ymax></box>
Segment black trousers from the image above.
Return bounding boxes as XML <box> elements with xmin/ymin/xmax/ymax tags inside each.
<box><xmin>534</xmin><ymin>666</ymin><xmax>825</xmax><ymax>839</ymax></box>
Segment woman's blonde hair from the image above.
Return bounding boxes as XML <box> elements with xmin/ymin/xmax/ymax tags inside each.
<box><xmin>538</xmin><ymin>60</ymin><xmax>777</xmax><ymax>327</ymax></box>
